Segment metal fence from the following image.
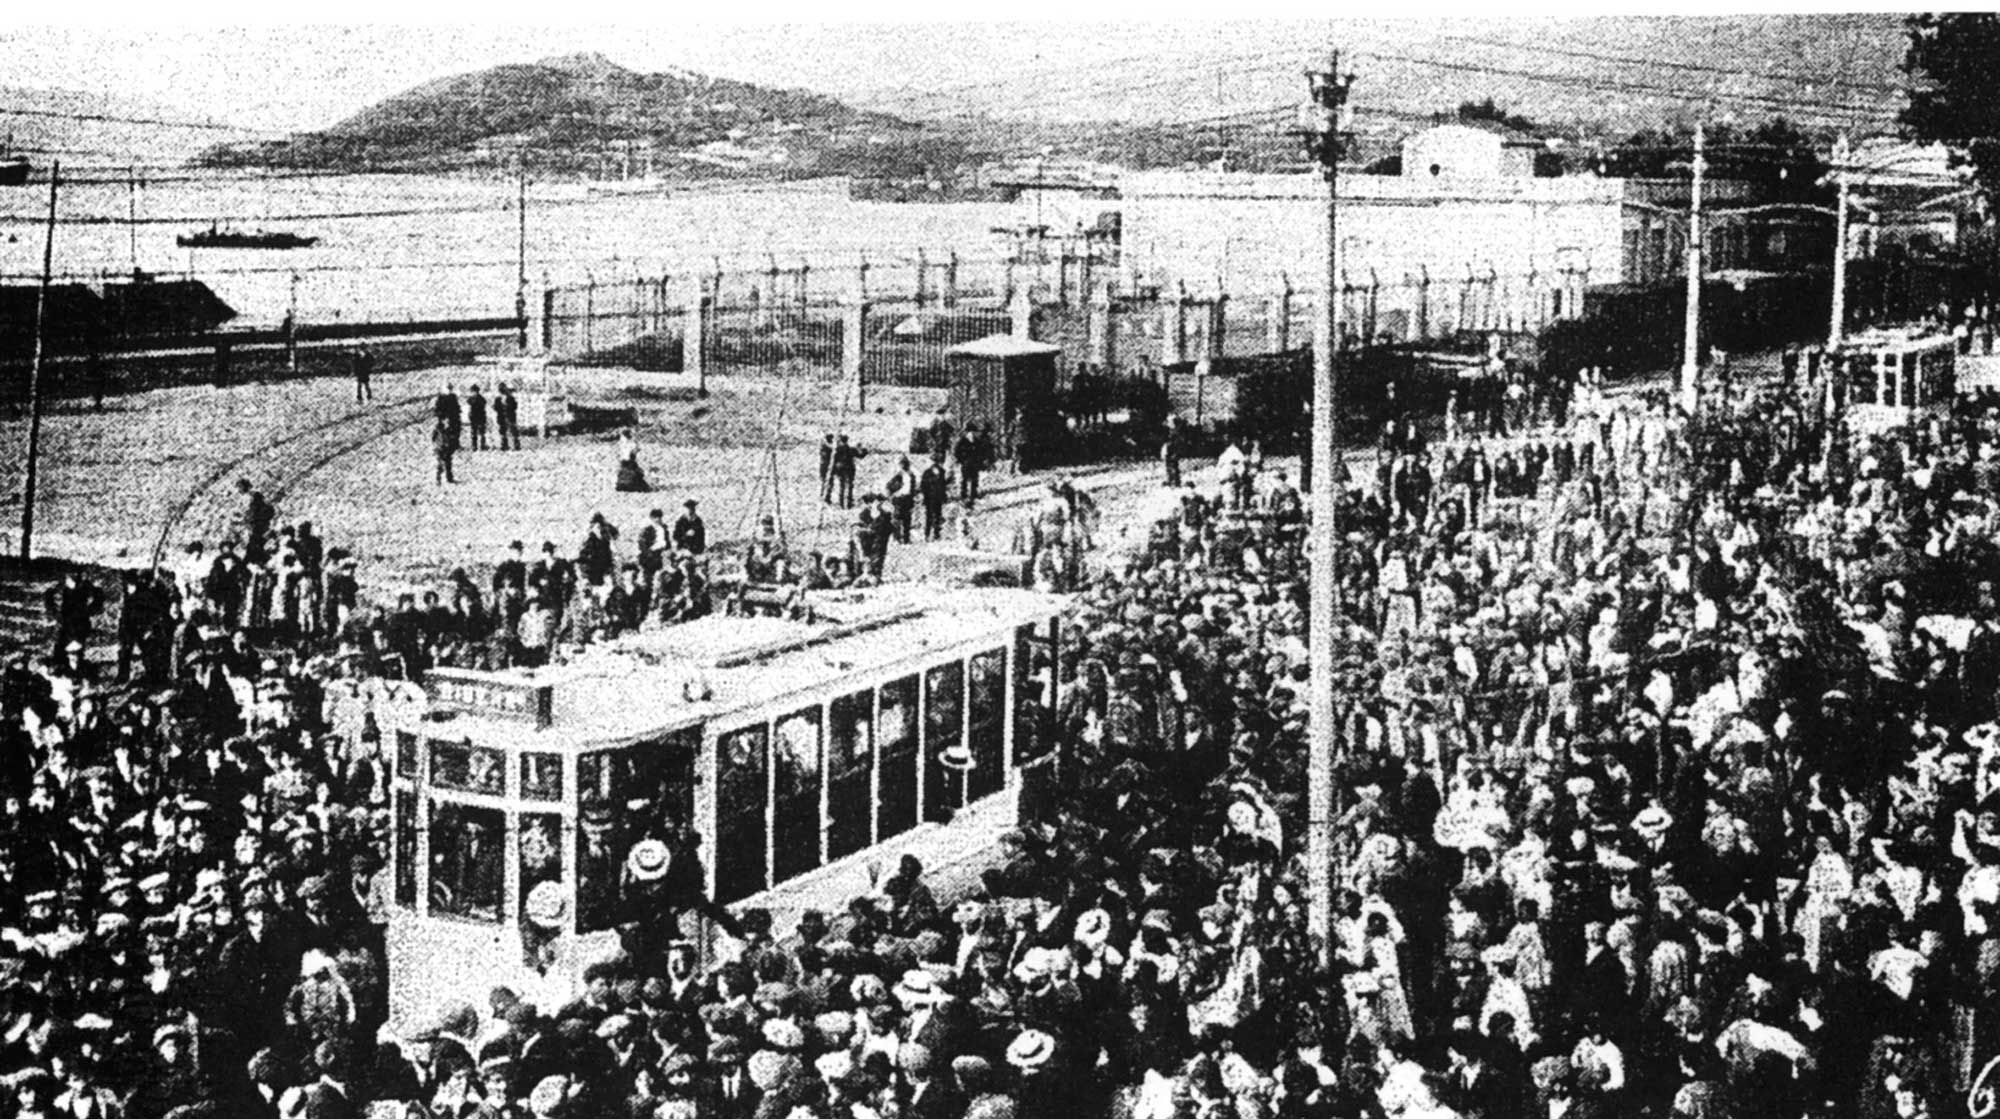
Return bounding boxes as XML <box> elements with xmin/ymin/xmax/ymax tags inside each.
<box><xmin>538</xmin><ymin>251</ymin><xmax>1596</xmax><ymax>390</ymax></box>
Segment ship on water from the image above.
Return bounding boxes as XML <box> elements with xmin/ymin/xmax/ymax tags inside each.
<box><xmin>0</xmin><ymin>135</ymin><xmax>28</xmax><ymax>186</ymax></box>
<box><xmin>177</xmin><ymin>224</ymin><xmax>319</xmax><ymax>250</ymax></box>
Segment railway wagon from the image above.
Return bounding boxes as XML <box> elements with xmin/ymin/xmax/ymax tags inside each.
<box><xmin>1833</xmin><ymin>326</ymin><xmax>1956</xmax><ymax>432</ymax></box>
<box><xmin>361</xmin><ymin>584</ymin><xmax>1069</xmax><ymax>1021</ymax></box>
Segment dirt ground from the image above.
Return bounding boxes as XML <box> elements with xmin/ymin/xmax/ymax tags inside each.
<box><xmin>0</xmin><ymin>363</ymin><xmax>1176</xmax><ymax>595</ymax></box>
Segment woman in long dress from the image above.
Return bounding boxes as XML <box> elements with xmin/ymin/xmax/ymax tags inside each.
<box><xmin>615</xmin><ymin>427</ymin><xmax>651</xmax><ymax>492</ymax></box>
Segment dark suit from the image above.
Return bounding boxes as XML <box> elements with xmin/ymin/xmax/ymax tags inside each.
<box><xmin>903</xmin><ymin>1078</ymin><xmax>964</xmax><ymax>1119</ymax></box>
<box><xmin>903</xmin><ymin>996</ymin><xmax>977</xmax><ymax>1062</ymax></box>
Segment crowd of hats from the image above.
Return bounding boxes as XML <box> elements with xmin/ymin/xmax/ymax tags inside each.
<box><xmin>16</xmin><ymin>371</ymin><xmax>2000</xmax><ymax>1119</ymax></box>
<box><xmin>0</xmin><ymin>515</ymin><xmax>395</xmax><ymax>1115</ymax></box>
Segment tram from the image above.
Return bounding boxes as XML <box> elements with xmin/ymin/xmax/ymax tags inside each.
<box><xmin>350</xmin><ymin>584</ymin><xmax>1069</xmax><ymax>1021</ymax></box>
<box><xmin>1832</xmin><ymin>327</ymin><xmax>1956</xmax><ymax>431</ymax></box>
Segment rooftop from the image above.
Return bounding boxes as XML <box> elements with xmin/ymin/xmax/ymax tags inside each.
<box><xmin>416</xmin><ymin>584</ymin><xmax>1066</xmax><ymax>751</ymax></box>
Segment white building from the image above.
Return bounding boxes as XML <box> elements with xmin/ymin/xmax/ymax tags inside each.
<box><xmin>1117</xmin><ymin>152</ymin><xmax>1623</xmax><ymax>341</ymax></box>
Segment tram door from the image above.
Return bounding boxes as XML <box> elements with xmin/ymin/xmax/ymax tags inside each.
<box><xmin>924</xmin><ymin>662</ymin><xmax>964</xmax><ymax>823</ymax></box>
<box><xmin>876</xmin><ymin>676</ymin><xmax>920</xmax><ymax>841</ymax></box>
<box><xmin>714</xmin><ymin>725</ymin><xmax>769</xmax><ymax>903</ymax></box>
<box><xmin>772</xmin><ymin>706</ymin><xmax>824</xmax><ymax>883</ymax></box>
<box><xmin>827</xmin><ymin>691</ymin><xmax>874</xmax><ymax>862</ymax></box>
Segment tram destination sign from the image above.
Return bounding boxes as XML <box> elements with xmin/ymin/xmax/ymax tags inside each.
<box><xmin>425</xmin><ymin>669</ymin><xmax>555</xmax><ymax>728</ymax></box>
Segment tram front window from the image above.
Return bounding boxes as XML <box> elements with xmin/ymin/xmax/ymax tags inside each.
<box><xmin>429</xmin><ymin>802</ymin><xmax>505</xmax><ymax>922</ymax></box>
<box><xmin>518</xmin><ymin>811</ymin><xmax>563</xmax><ymax>926</ymax></box>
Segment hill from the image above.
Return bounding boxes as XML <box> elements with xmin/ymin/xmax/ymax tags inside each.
<box><xmin>198</xmin><ymin>52</ymin><xmax>920</xmax><ymax>178</ymax></box>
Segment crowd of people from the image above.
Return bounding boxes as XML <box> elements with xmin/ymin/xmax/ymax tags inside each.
<box><xmin>15</xmin><ymin>342</ymin><xmax>2000</xmax><ymax>1119</ymax></box>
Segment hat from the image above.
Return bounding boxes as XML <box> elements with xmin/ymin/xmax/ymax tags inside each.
<box><xmin>193</xmin><ymin>868</ymin><xmax>227</xmax><ymax>892</ymax></box>
<box><xmin>528</xmin><ymin>1075</ymin><xmax>573</xmax><ymax>1116</ymax></box>
<box><xmin>660</xmin><ymin>1052</ymin><xmax>700</xmax><ymax>1079</ymax></box>
<box><xmin>525</xmin><ymin>882</ymin><xmax>567</xmax><ymax>929</ymax></box>
<box><xmin>894</xmin><ymin>968</ymin><xmax>944</xmax><ymax>1004</ymax></box>
<box><xmin>594</xmin><ymin>1014</ymin><xmax>635</xmax><ymax>1040</ymax></box>
<box><xmin>1633</xmin><ymin>805</ymin><xmax>1674</xmax><ymax>837</ymax></box>
<box><xmin>153</xmin><ymin>1024</ymin><xmax>190</xmax><ymax>1049</ymax></box>
<box><xmin>814</xmin><ymin>1050</ymin><xmax>855</xmax><ymax>1081</ymax></box>
<box><xmin>938</xmin><ymin>744</ymin><xmax>975</xmax><ymax>772</ymax></box>
<box><xmin>747</xmin><ymin>1050</ymin><xmax>799</xmax><ymax>1092</ymax></box>
<box><xmin>811</xmin><ymin>1010</ymin><xmax>855</xmax><ymax>1049</ymax></box>
<box><xmin>1073</xmin><ymin>908</ymin><xmax>1113</xmax><ymax>949</ymax></box>
<box><xmin>1006</xmin><ymin>1029</ymin><xmax>1057</xmax><ymax>1070</ymax></box>
<box><xmin>849</xmin><ymin>973</ymin><xmax>889</xmax><ymax>1005</ymax></box>
<box><xmin>707</xmin><ymin>1035</ymin><xmax>746</xmax><ymax>1065</ymax></box>
<box><xmin>297</xmin><ymin>875</ymin><xmax>329</xmax><ymax>900</ymax></box>
<box><xmin>760</xmin><ymin>1018</ymin><xmax>806</xmax><ymax>1053</ymax></box>
<box><xmin>626</xmin><ymin>840</ymin><xmax>671</xmax><ymax>882</ymax></box>
<box><xmin>138</xmin><ymin>872</ymin><xmax>170</xmax><ymax>894</ymax></box>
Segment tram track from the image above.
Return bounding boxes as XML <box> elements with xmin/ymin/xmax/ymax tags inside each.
<box><xmin>148</xmin><ymin>392</ymin><xmax>435</xmax><ymax>572</ymax></box>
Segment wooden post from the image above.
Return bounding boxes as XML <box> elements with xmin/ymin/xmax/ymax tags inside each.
<box><xmin>843</xmin><ymin>297</ymin><xmax>867</xmax><ymax>414</ymax></box>
<box><xmin>20</xmin><ymin>162</ymin><xmax>57</xmax><ymax>561</ymax></box>
<box><xmin>944</xmin><ymin>252</ymin><xmax>959</xmax><ymax>309</ymax></box>
<box><xmin>689</xmin><ymin>277</ymin><xmax>711</xmax><ymax>399</ymax></box>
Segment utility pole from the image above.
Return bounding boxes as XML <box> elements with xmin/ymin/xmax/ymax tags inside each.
<box><xmin>21</xmin><ymin>162</ymin><xmax>58</xmax><ymax>561</ymax></box>
<box><xmin>126</xmin><ymin>167</ymin><xmax>139</xmax><ymax>273</ymax></box>
<box><xmin>1830</xmin><ymin>133</ymin><xmax>1850</xmax><ymax>348</ymax></box>
<box><xmin>516</xmin><ymin>155</ymin><xmax>530</xmax><ymax>352</ymax></box>
<box><xmin>1304</xmin><ymin>51</ymin><xmax>1353</xmax><ymax>973</ymax></box>
<box><xmin>1680</xmin><ymin>124</ymin><xmax>1705</xmax><ymax>413</ymax></box>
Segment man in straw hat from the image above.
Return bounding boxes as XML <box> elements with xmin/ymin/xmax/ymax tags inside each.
<box><xmin>619</xmin><ymin>833</ymin><xmax>744</xmax><ymax>964</ymax></box>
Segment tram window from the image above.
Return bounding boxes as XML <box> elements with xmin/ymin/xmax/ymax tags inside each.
<box><xmin>715</xmin><ymin>725</ymin><xmax>771</xmax><ymax>903</ymax></box>
<box><xmin>880</xmin><ymin>678</ymin><xmax>916</xmax><ymax>753</ymax></box>
<box><xmin>518</xmin><ymin>812</ymin><xmax>563</xmax><ymax>927</ymax></box>
<box><xmin>429</xmin><ymin>740</ymin><xmax>504</xmax><ymax>796</ymax></box>
<box><xmin>827</xmin><ymin>691</ymin><xmax>874</xmax><ymax>860</ymax></box>
<box><xmin>393</xmin><ymin>791</ymin><xmax>417</xmax><ymax>907</ymax></box>
<box><xmin>773</xmin><ymin>707</ymin><xmax>824</xmax><ymax>880</ymax></box>
<box><xmin>520</xmin><ymin>753</ymin><xmax>564</xmax><ymax>801</ymax></box>
<box><xmin>877</xmin><ymin>676</ymin><xmax>920</xmax><ymax>842</ymax></box>
<box><xmin>925</xmin><ymin>663</ymin><xmax>964</xmax><ymax>748</ymax></box>
<box><xmin>968</xmin><ymin>650</ymin><xmax>1006</xmax><ymax>799</ymax></box>
<box><xmin>395</xmin><ymin>732</ymin><xmax>419</xmax><ymax>783</ymax></box>
<box><xmin>830</xmin><ymin>693</ymin><xmax>872</xmax><ymax>764</ymax></box>
<box><xmin>429</xmin><ymin>803</ymin><xmax>505</xmax><ymax>922</ymax></box>
<box><xmin>924</xmin><ymin>662</ymin><xmax>965</xmax><ymax>822</ymax></box>
<box><xmin>1850</xmin><ymin>361</ymin><xmax>1876</xmax><ymax>404</ymax></box>
<box><xmin>1015</xmin><ymin>625</ymin><xmax>1053</xmax><ymax>767</ymax></box>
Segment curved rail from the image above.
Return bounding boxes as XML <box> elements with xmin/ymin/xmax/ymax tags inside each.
<box><xmin>148</xmin><ymin>393</ymin><xmax>433</xmax><ymax>572</ymax></box>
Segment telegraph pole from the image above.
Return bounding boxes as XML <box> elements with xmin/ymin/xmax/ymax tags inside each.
<box><xmin>1680</xmin><ymin>124</ymin><xmax>1706</xmax><ymax>412</ymax></box>
<box><xmin>1830</xmin><ymin>133</ymin><xmax>1850</xmax><ymax>347</ymax></box>
<box><xmin>516</xmin><ymin>156</ymin><xmax>530</xmax><ymax>352</ymax></box>
<box><xmin>21</xmin><ymin>162</ymin><xmax>58</xmax><ymax>561</ymax></box>
<box><xmin>1304</xmin><ymin>52</ymin><xmax>1353</xmax><ymax>973</ymax></box>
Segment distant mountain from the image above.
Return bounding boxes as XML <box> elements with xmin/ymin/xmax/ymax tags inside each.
<box><xmin>198</xmin><ymin>52</ymin><xmax>916</xmax><ymax>178</ymax></box>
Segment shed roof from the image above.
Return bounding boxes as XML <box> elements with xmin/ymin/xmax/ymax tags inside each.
<box><xmin>946</xmin><ymin>334</ymin><xmax>1062</xmax><ymax>359</ymax></box>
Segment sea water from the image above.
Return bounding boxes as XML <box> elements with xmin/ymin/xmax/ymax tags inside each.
<box><xmin>0</xmin><ymin>172</ymin><xmax>1027</xmax><ymax>327</ymax></box>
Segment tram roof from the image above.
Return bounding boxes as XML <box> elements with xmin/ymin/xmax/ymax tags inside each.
<box><xmin>416</xmin><ymin>584</ymin><xmax>1068</xmax><ymax>751</ymax></box>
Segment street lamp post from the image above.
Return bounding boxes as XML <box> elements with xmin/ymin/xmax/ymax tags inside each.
<box><xmin>1303</xmin><ymin>52</ymin><xmax>1353</xmax><ymax>973</ymax></box>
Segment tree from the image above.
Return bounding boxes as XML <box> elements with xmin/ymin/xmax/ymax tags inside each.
<box><xmin>1902</xmin><ymin>13</ymin><xmax>2000</xmax><ymax>205</ymax></box>
<box><xmin>1455</xmin><ymin>98</ymin><xmax>1537</xmax><ymax>135</ymax></box>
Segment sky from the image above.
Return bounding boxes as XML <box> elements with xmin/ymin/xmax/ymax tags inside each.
<box><xmin>0</xmin><ymin>8</ymin><xmax>1913</xmax><ymax>138</ymax></box>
